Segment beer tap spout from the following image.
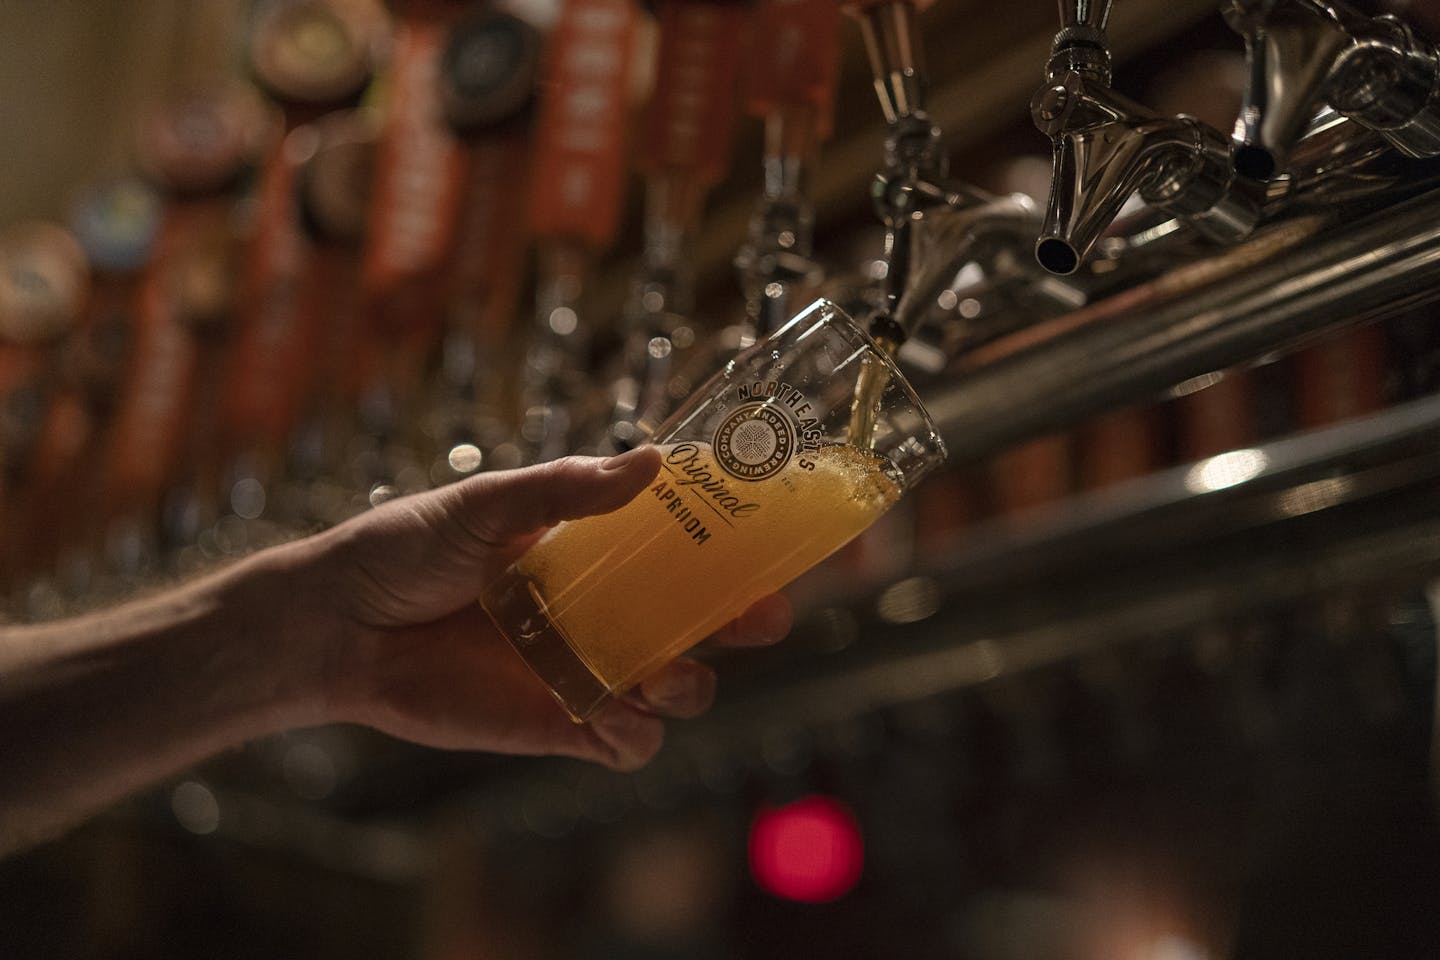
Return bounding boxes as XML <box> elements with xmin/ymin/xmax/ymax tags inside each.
<box><xmin>1224</xmin><ymin>0</ymin><xmax>1440</xmax><ymax>181</ymax></box>
<box><xmin>1031</xmin><ymin>2</ymin><xmax>1263</xmax><ymax>275</ymax></box>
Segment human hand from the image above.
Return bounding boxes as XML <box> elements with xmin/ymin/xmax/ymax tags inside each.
<box><xmin>300</xmin><ymin>447</ymin><xmax>792</xmax><ymax>770</ymax></box>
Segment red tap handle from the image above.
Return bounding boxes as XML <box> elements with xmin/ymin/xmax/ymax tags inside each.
<box><xmin>362</xmin><ymin>17</ymin><xmax>468</xmax><ymax>298</ymax></box>
<box><xmin>103</xmin><ymin>210</ymin><xmax>207</xmax><ymax>517</ymax></box>
<box><xmin>529</xmin><ymin>0</ymin><xmax>640</xmax><ymax>250</ymax></box>
<box><xmin>637</xmin><ymin>0</ymin><xmax>750</xmax><ymax>187</ymax></box>
<box><xmin>744</xmin><ymin>0</ymin><xmax>842</xmax><ymax>139</ymax></box>
<box><xmin>221</xmin><ymin>133</ymin><xmax>321</xmax><ymax>451</ymax></box>
<box><xmin>448</xmin><ymin>134</ymin><xmax>533</xmax><ymax>342</ymax></box>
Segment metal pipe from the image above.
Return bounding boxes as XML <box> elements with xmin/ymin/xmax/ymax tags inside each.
<box><xmin>853</xmin><ymin>1</ymin><xmax>926</xmax><ymax>126</ymax></box>
<box><xmin>927</xmin><ymin>185</ymin><xmax>1440</xmax><ymax>462</ymax></box>
<box><xmin>1058</xmin><ymin>0</ymin><xmax>1111</xmax><ymax>32</ymax></box>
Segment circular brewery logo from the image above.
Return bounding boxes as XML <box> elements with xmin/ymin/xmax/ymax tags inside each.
<box><xmin>713</xmin><ymin>401</ymin><xmax>796</xmax><ymax>481</ymax></box>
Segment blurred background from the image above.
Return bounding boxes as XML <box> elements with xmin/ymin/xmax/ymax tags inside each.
<box><xmin>2</xmin><ymin>0</ymin><xmax>1440</xmax><ymax>957</ymax></box>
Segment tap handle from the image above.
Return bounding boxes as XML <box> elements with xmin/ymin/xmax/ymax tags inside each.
<box><xmin>638</xmin><ymin>0</ymin><xmax>751</xmax><ymax>191</ymax></box>
<box><xmin>745</xmin><ymin>0</ymin><xmax>843</xmax><ymax>141</ymax></box>
<box><xmin>528</xmin><ymin>0</ymin><xmax>640</xmax><ymax>252</ymax></box>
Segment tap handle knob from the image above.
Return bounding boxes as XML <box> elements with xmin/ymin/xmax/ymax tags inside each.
<box><xmin>1049</xmin><ymin>0</ymin><xmax>1113</xmax><ymax>82</ymax></box>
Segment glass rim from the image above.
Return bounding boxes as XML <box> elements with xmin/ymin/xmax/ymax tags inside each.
<box><xmin>769</xmin><ymin>297</ymin><xmax>949</xmax><ymax>467</ymax></box>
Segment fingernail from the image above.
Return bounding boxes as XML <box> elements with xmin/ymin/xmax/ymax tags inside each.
<box><xmin>738</xmin><ymin>608</ymin><xmax>786</xmax><ymax>645</ymax></box>
<box><xmin>601</xmin><ymin>445</ymin><xmax>653</xmax><ymax>470</ymax></box>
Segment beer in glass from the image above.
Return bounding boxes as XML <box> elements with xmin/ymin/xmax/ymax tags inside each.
<box><xmin>482</xmin><ymin>299</ymin><xmax>946</xmax><ymax>720</ymax></box>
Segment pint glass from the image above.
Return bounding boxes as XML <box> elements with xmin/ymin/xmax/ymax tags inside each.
<box><xmin>481</xmin><ymin>299</ymin><xmax>947</xmax><ymax>721</ymax></box>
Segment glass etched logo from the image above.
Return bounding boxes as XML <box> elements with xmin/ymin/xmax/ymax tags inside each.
<box><xmin>713</xmin><ymin>400</ymin><xmax>796</xmax><ymax>481</ymax></box>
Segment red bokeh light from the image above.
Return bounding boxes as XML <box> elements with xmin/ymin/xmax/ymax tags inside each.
<box><xmin>748</xmin><ymin>794</ymin><xmax>864</xmax><ymax>903</ymax></box>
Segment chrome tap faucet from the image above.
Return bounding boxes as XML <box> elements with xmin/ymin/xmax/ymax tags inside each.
<box><xmin>1225</xmin><ymin>0</ymin><xmax>1440</xmax><ymax>181</ymax></box>
<box><xmin>848</xmin><ymin>0</ymin><xmax>1076</xmax><ymax>345</ymax></box>
<box><xmin>1032</xmin><ymin>0</ymin><xmax>1263</xmax><ymax>275</ymax></box>
<box><xmin>848</xmin><ymin>0</ymin><xmax>949</xmax><ymax>345</ymax></box>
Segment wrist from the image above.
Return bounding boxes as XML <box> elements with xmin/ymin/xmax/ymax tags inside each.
<box><xmin>216</xmin><ymin>536</ymin><xmax>348</xmax><ymax>732</ymax></box>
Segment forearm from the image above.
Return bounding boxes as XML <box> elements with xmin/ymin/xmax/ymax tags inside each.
<box><xmin>0</xmin><ymin>541</ymin><xmax>333</xmax><ymax>856</ymax></box>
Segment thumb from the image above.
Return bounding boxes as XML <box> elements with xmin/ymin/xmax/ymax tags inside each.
<box><xmin>445</xmin><ymin>446</ymin><xmax>663</xmax><ymax>546</ymax></box>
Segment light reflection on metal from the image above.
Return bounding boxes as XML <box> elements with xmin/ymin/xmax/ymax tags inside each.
<box><xmin>1169</xmin><ymin>370</ymin><xmax>1227</xmax><ymax>398</ymax></box>
<box><xmin>1275</xmin><ymin>475</ymin><xmax>1355</xmax><ymax>517</ymax></box>
<box><xmin>876</xmin><ymin>575</ymin><xmax>942</xmax><ymax>623</ymax></box>
<box><xmin>1183</xmin><ymin>448</ymin><xmax>1269</xmax><ymax>493</ymax></box>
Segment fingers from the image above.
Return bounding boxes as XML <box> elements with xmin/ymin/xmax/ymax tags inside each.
<box><xmin>583</xmin><ymin>702</ymin><xmax>666</xmax><ymax>771</ymax></box>
<box><xmin>570</xmin><ymin>596</ymin><xmax>790</xmax><ymax>771</ymax></box>
<box><xmin>635</xmin><ymin>658</ymin><xmax>718</xmax><ymax>719</ymax></box>
<box><xmin>555</xmin><ymin>657</ymin><xmax>721</xmax><ymax>771</ymax></box>
<box><xmin>709</xmin><ymin>593</ymin><xmax>793</xmax><ymax>648</ymax></box>
<box><xmin>442</xmin><ymin>446</ymin><xmax>663</xmax><ymax>547</ymax></box>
